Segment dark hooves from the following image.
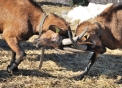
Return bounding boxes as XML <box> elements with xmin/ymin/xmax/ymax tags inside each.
<box><xmin>70</xmin><ymin>75</ymin><xmax>85</xmax><ymax>81</ymax></box>
<box><xmin>75</xmin><ymin>75</ymin><xmax>84</xmax><ymax>80</ymax></box>
<box><xmin>7</xmin><ymin>65</ymin><xmax>19</xmax><ymax>74</ymax></box>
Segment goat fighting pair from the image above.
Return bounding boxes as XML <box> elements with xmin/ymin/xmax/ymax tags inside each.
<box><xmin>0</xmin><ymin>0</ymin><xmax>122</xmax><ymax>80</ymax></box>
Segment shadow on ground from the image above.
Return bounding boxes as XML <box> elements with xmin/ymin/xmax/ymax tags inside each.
<box><xmin>0</xmin><ymin>39</ymin><xmax>122</xmax><ymax>83</ymax></box>
<box><xmin>0</xmin><ymin>69</ymin><xmax>58</xmax><ymax>82</ymax></box>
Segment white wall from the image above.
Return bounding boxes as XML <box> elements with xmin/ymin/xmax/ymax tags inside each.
<box><xmin>64</xmin><ymin>3</ymin><xmax>113</xmax><ymax>24</ymax></box>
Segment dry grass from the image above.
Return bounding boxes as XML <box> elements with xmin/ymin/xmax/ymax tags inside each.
<box><xmin>0</xmin><ymin>5</ymin><xmax>122</xmax><ymax>88</ymax></box>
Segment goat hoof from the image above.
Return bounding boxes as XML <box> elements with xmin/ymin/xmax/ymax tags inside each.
<box><xmin>73</xmin><ymin>75</ymin><xmax>84</xmax><ymax>81</ymax></box>
<box><xmin>7</xmin><ymin>65</ymin><xmax>19</xmax><ymax>73</ymax></box>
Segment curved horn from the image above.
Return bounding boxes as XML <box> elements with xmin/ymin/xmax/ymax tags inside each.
<box><xmin>68</xmin><ymin>27</ymin><xmax>88</xmax><ymax>46</ymax></box>
<box><xmin>63</xmin><ymin>47</ymin><xmax>90</xmax><ymax>54</ymax></box>
<box><xmin>62</xmin><ymin>27</ymin><xmax>88</xmax><ymax>46</ymax></box>
<box><xmin>67</xmin><ymin>29</ymin><xmax>87</xmax><ymax>50</ymax></box>
<box><xmin>78</xmin><ymin>26</ymin><xmax>88</xmax><ymax>39</ymax></box>
<box><xmin>62</xmin><ymin>28</ymin><xmax>78</xmax><ymax>45</ymax></box>
<box><xmin>62</xmin><ymin>36</ymin><xmax>78</xmax><ymax>45</ymax></box>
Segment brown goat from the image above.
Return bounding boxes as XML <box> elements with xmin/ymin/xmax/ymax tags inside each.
<box><xmin>70</xmin><ymin>2</ymin><xmax>122</xmax><ymax>80</ymax></box>
<box><xmin>0</xmin><ymin>0</ymin><xmax>71</xmax><ymax>73</ymax></box>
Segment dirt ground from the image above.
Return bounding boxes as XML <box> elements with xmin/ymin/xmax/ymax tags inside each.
<box><xmin>0</xmin><ymin>4</ymin><xmax>122</xmax><ymax>88</ymax></box>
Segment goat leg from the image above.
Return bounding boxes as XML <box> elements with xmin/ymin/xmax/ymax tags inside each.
<box><xmin>10</xmin><ymin>50</ymin><xmax>16</xmax><ymax>65</ymax></box>
<box><xmin>7</xmin><ymin>49</ymin><xmax>26</xmax><ymax>74</ymax></box>
<box><xmin>3</xmin><ymin>35</ymin><xmax>26</xmax><ymax>74</ymax></box>
<box><xmin>74</xmin><ymin>53</ymin><xmax>99</xmax><ymax>80</ymax></box>
<box><xmin>7</xmin><ymin>51</ymin><xmax>19</xmax><ymax>72</ymax></box>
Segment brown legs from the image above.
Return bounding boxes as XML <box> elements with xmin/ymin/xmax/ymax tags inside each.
<box><xmin>3</xmin><ymin>35</ymin><xmax>26</xmax><ymax>73</ymax></box>
<box><xmin>7</xmin><ymin>47</ymin><xmax>26</xmax><ymax>73</ymax></box>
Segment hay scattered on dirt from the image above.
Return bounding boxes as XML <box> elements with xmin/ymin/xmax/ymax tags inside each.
<box><xmin>0</xmin><ymin>5</ymin><xmax>122</xmax><ymax>88</ymax></box>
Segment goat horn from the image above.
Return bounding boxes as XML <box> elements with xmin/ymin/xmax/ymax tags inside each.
<box><xmin>63</xmin><ymin>47</ymin><xmax>90</xmax><ymax>54</ymax></box>
<box><xmin>68</xmin><ymin>29</ymin><xmax>87</xmax><ymax>50</ymax></box>
<box><xmin>62</xmin><ymin>27</ymin><xmax>88</xmax><ymax>50</ymax></box>
<box><xmin>61</xmin><ymin>36</ymin><xmax>78</xmax><ymax>45</ymax></box>
<box><xmin>78</xmin><ymin>26</ymin><xmax>88</xmax><ymax>39</ymax></box>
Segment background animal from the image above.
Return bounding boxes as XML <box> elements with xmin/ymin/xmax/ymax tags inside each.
<box><xmin>0</xmin><ymin>0</ymin><xmax>71</xmax><ymax>73</ymax></box>
<box><xmin>73</xmin><ymin>2</ymin><xmax>122</xmax><ymax>80</ymax></box>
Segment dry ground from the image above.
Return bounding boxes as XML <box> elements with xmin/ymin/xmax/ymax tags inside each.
<box><xmin>0</xmin><ymin>5</ymin><xmax>122</xmax><ymax>88</ymax></box>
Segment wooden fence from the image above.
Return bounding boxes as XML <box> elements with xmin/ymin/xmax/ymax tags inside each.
<box><xmin>35</xmin><ymin>0</ymin><xmax>73</xmax><ymax>6</ymax></box>
<box><xmin>90</xmin><ymin>0</ymin><xmax>121</xmax><ymax>4</ymax></box>
<box><xmin>35</xmin><ymin>0</ymin><xmax>122</xmax><ymax>6</ymax></box>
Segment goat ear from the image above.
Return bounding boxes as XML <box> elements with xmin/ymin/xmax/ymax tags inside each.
<box><xmin>101</xmin><ymin>3</ymin><xmax>113</xmax><ymax>15</ymax></box>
